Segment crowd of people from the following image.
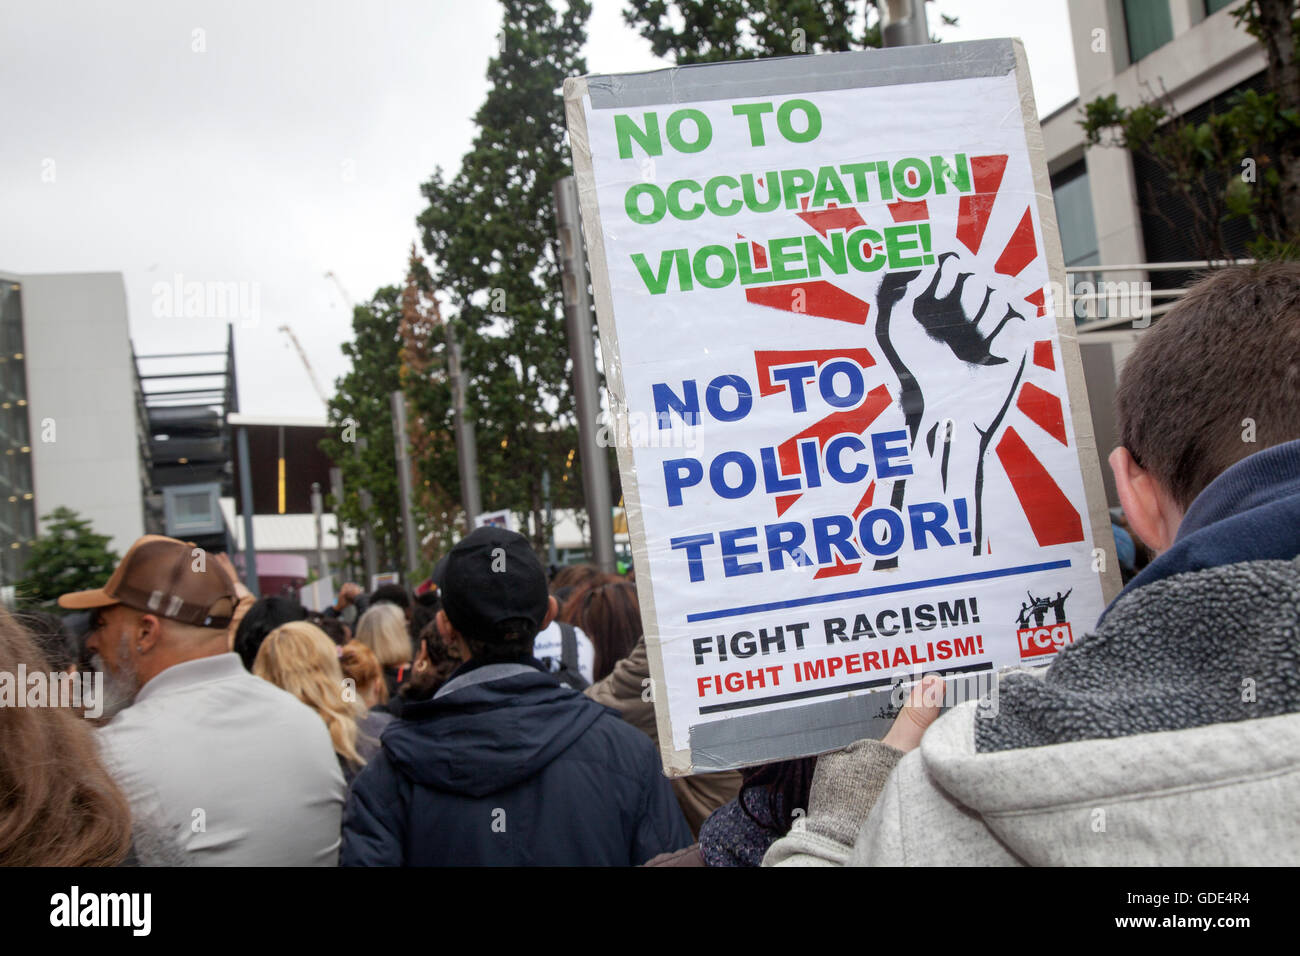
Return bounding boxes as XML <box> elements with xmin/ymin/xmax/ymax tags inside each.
<box><xmin>0</xmin><ymin>263</ymin><xmax>1297</xmax><ymax>865</ymax></box>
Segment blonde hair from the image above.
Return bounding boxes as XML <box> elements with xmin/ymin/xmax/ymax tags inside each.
<box><xmin>339</xmin><ymin>640</ymin><xmax>387</xmax><ymax>705</ymax></box>
<box><xmin>254</xmin><ymin>621</ymin><xmax>364</xmax><ymax>768</ymax></box>
<box><xmin>355</xmin><ymin>602</ymin><xmax>412</xmax><ymax>669</ymax></box>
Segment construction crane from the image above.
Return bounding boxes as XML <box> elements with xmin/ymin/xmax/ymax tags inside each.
<box><xmin>324</xmin><ymin>270</ymin><xmax>354</xmax><ymax>311</ymax></box>
<box><xmin>278</xmin><ymin>325</ymin><xmax>329</xmax><ymax>408</ymax></box>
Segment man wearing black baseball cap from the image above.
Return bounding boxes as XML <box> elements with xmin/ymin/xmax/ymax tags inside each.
<box><xmin>342</xmin><ymin>527</ymin><xmax>692</xmax><ymax>865</ymax></box>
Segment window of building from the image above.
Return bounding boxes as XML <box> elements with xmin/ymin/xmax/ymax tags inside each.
<box><xmin>163</xmin><ymin>483</ymin><xmax>223</xmax><ymax>536</ymax></box>
<box><xmin>1205</xmin><ymin>0</ymin><xmax>1238</xmax><ymax>14</ymax></box>
<box><xmin>1053</xmin><ymin>164</ymin><xmax>1100</xmax><ymax>267</ymax></box>
<box><xmin>1051</xmin><ymin>162</ymin><xmax>1103</xmax><ymax>323</ymax></box>
<box><xmin>1131</xmin><ymin>70</ymin><xmax>1265</xmax><ymax>294</ymax></box>
<box><xmin>1124</xmin><ymin>0</ymin><xmax>1175</xmax><ymax>62</ymax></box>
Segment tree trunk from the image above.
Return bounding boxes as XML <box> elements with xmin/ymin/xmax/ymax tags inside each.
<box><xmin>530</xmin><ymin>469</ymin><xmax>545</xmax><ymax>557</ymax></box>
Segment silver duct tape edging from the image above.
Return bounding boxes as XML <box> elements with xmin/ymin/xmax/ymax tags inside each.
<box><xmin>586</xmin><ymin>38</ymin><xmax>1017</xmax><ymax>110</ymax></box>
<box><xmin>688</xmin><ymin>688</ymin><xmax>898</xmax><ymax>770</ymax></box>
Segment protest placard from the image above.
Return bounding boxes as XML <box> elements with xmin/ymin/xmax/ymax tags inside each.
<box><xmin>369</xmin><ymin>571</ymin><xmax>400</xmax><ymax>592</ymax></box>
<box><xmin>564</xmin><ymin>38</ymin><xmax>1120</xmax><ymax>774</ymax></box>
<box><xmin>475</xmin><ymin>509</ymin><xmax>516</xmax><ymax>533</ymax></box>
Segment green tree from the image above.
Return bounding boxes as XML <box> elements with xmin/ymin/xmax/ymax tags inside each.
<box><xmin>1080</xmin><ymin>0</ymin><xmax>1300</xmax><ymax>260</ymax></box>
<box><xmin>398</xmin><ymin>245</ymin><xmax>462</xmax><ymax>563</ymax></box>
<box><xmin>321</xmin><ymin>287</ymin><xmax>406</xmax><ymax>577</ymax></box>
<box><xmin>1243</xmin><ymin>0</ymin><xmax>1300</xmax><ymax>245</ymax></box>
<box><xmin>15</xmin><ymin>507</ymin><xmax>119</xmax><ymax>609</ymax></box>
<box><xmin>416</xmin><ymin>0</ymin><xmax>591</xmax><ymax>553</ymax></box>
<box><xmin>623</xmin><ymin>0</ymin><xmax>955</xmax><ymax>63</ymax></box>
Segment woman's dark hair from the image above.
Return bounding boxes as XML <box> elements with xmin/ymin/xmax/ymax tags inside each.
<box><xmin>409</xmin><ymin>601</ymin><xmax>437</xmax><ymax>655</ymax></box>
<box><xmin>550</xmin><ymin>563</ymin><xmax>606</xmax><ymax>607</ymax></box>
<box><xmin>562</xmin><ymin>580</ymin><xmax>641</xmax><ymax>681</ymax></box>
<box><xmin>234</xmin><ymin>596</ymin><xmax>307</xmax><ymax>670</ymax></box>
<box><xmin>738</xmin><ymin>757</ymin><xmax>818</xmax><ymax>836</ymax></box>
<box><xmin>369</xmin><ymin>584</ymin><xmax>411</xmax><ymax>613</ymax></box>
<box><xmin>310</xmin><ymin>614</ymin><xmax>349</xmax><ymax>646</ymax></box>
<box><xmin>396</xmin><ymin>620</ymin><xmax>461</xmax><ymax>706</ymax></box>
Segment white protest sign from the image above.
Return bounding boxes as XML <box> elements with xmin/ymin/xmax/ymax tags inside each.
<box><xmin>565</xmin><ymin>39</ymin><xmax>1120</xmax><ymax>773</ymax></box>
<box><xmin>299</xmin><ymin>578</ymin><xmax>337</xmax><ymax>613</ymax></box>
<box><xmin>370</xmin><ymin>571</ymin><xmax>400</xmax><ymax>592</ymax></box>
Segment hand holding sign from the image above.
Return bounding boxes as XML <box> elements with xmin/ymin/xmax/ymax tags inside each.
<box><xmin>881</xmin><ymin>674</ymin><xmax>946</xmax><ymax>753</ymax></box>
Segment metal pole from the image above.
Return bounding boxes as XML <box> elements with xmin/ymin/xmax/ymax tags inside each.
<box><xmin>445</xmin><ymin>326</ymin><xmax>482</xmax><ymax>533</ymax></box>
<box><xmin>543</xmin><ymin>467</ymin><xmax>557</xmax><ymax>568</ymax></box>
<box><xmin>877</xmin><ymin>0</ymin><xmax>929</xmax><ymax>47</ymax></box>
<box><xmin>236</xmin><ymin>425</ymin><xmax>260</xmax><ymax>597</ymax></box>
<box><xmin>553</xmin><ymin>176</ymin><xmax>616</xmax><ymax>574</ymax></box>
<box><xmin>390</xmin><ymin>390</ymin><xmax>421</xmax><ymax>583</ymax></box>
<box><xmin>355</xmin><ymin>438</ymin><xmax>378</xmax><ymax>587</ymax></box>
<box><xmin>311</xmin><ymin>481</ymin><xmax>327</xmax><ymax>585</ymax></box>
<box><xmin>329</xmin><ymin>466</ymin><xmax>347</xmax><ymax>581</ymax></box>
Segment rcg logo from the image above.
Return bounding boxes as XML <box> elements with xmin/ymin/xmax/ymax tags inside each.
<box><xmin>1015</xmin><ymin>587</ymin><xmax>1073</xmax><ymax>659</ymax></box>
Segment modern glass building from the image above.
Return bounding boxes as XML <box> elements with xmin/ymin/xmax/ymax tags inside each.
<box><xmin>0</xmin><ymin>270</ymin><xmax>148</xmax><ymax>591</ymax></box>
<box><xmin>0</xmin><ymin>281</ymin><xmax>36</xmax><ymax>584</ymax></box>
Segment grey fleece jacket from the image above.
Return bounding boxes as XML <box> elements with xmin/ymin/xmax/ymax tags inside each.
<box><xmin>765</xmin><ymin>556</ymin><xmax>1300</xmax><ymax>866</ymax></box>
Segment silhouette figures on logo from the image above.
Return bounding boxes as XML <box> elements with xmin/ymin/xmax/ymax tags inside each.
<box><xmin>1016</xmin><ymin>588</ymin><xmax>1072</xmax><ymax>628</ymax></box>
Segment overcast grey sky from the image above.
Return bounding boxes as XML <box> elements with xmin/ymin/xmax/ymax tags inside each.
<box><xmin>0</xmin><ymin>0</ymin><xmax>1077</xmax><ymax>418</ymax></box>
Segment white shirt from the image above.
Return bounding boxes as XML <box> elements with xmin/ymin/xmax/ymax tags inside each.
<box><xmin>98</xmin><ymin>652</ymin><xmax>345</xmax><ymax>866</ymax></box>
<box><xmin>532</xmin><ymin>621</ymin><xmax>595</xmax><ymax>684</ymax></box>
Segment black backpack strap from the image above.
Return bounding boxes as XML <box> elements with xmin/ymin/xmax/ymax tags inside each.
<box><xmin>557</xmin><ymin>621</ymin><xmax>588</xmax><ymax>691</ymax></box>
<box><xmin>560</xmin><ymin>622</ymin><xmax>577</xmax><ymax>671</ymax></box>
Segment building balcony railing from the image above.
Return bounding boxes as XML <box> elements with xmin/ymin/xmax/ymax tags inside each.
<box><xmin>1066</xmin><ymin>259</ymin><xmax>1256</xmax><ymax>334</ymax></box>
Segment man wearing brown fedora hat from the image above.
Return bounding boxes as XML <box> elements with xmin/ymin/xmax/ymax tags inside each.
<box><xmin>60</xmin><ymin>535</ymin><xmax>346</xmax><ymax>866</ymax></box>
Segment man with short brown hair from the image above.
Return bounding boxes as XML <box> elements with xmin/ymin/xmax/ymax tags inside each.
<box><xmin>61</xmin><ymin>536</ymin><xmax>345</xmax><ymax>866</ymax></box>
<box><xmin>766</xmin><ymin>264</ymin><xmax>1300</xmax><ymax>866</ymax></box>
<box><xmin>1111</xmin><ymin>260</ymin><xmax>1300</xmax><ymax>549</ymax></box>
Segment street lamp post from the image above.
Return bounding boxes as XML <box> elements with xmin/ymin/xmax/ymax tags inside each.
<box><xmin>877</xmin><ymin>0</ymin><xmax>930</xmax><ymax>47</ymax></box>
<box><xmin>553</xmin><ymin>176</ymin><xmax>616</xmax><ymax>574</ymax></box>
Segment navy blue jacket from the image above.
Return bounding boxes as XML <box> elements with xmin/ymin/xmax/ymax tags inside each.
<box><xmin>340</xmin><ymin>661</ymin><xmax>693</xmax><ymax>866</ymax></box>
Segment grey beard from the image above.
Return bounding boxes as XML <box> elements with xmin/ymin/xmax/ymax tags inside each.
<box><xmin>89</xmin><ymin>645</ymin><xmax>141</xmax><ymax>721</ymax></box>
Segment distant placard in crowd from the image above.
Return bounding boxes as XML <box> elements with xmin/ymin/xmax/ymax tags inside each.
<box><xmin>475</xmin><ymin>509</ymin><xmax>516</xmax><ymax>533</ymax></box>
<box><xmin>300</xmin><ymin>578</ymin><xmax>336</xmax><ymax>613</ymax></box>
<box><xmin>369</xmin><ymin>571</ymin><xmax>400</xmax><ymax>592</ymax></box>
<box><xmin>565</xmin><ymin>39</ymin><xmax>1119</xmax><ymax>773</ymax></box>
